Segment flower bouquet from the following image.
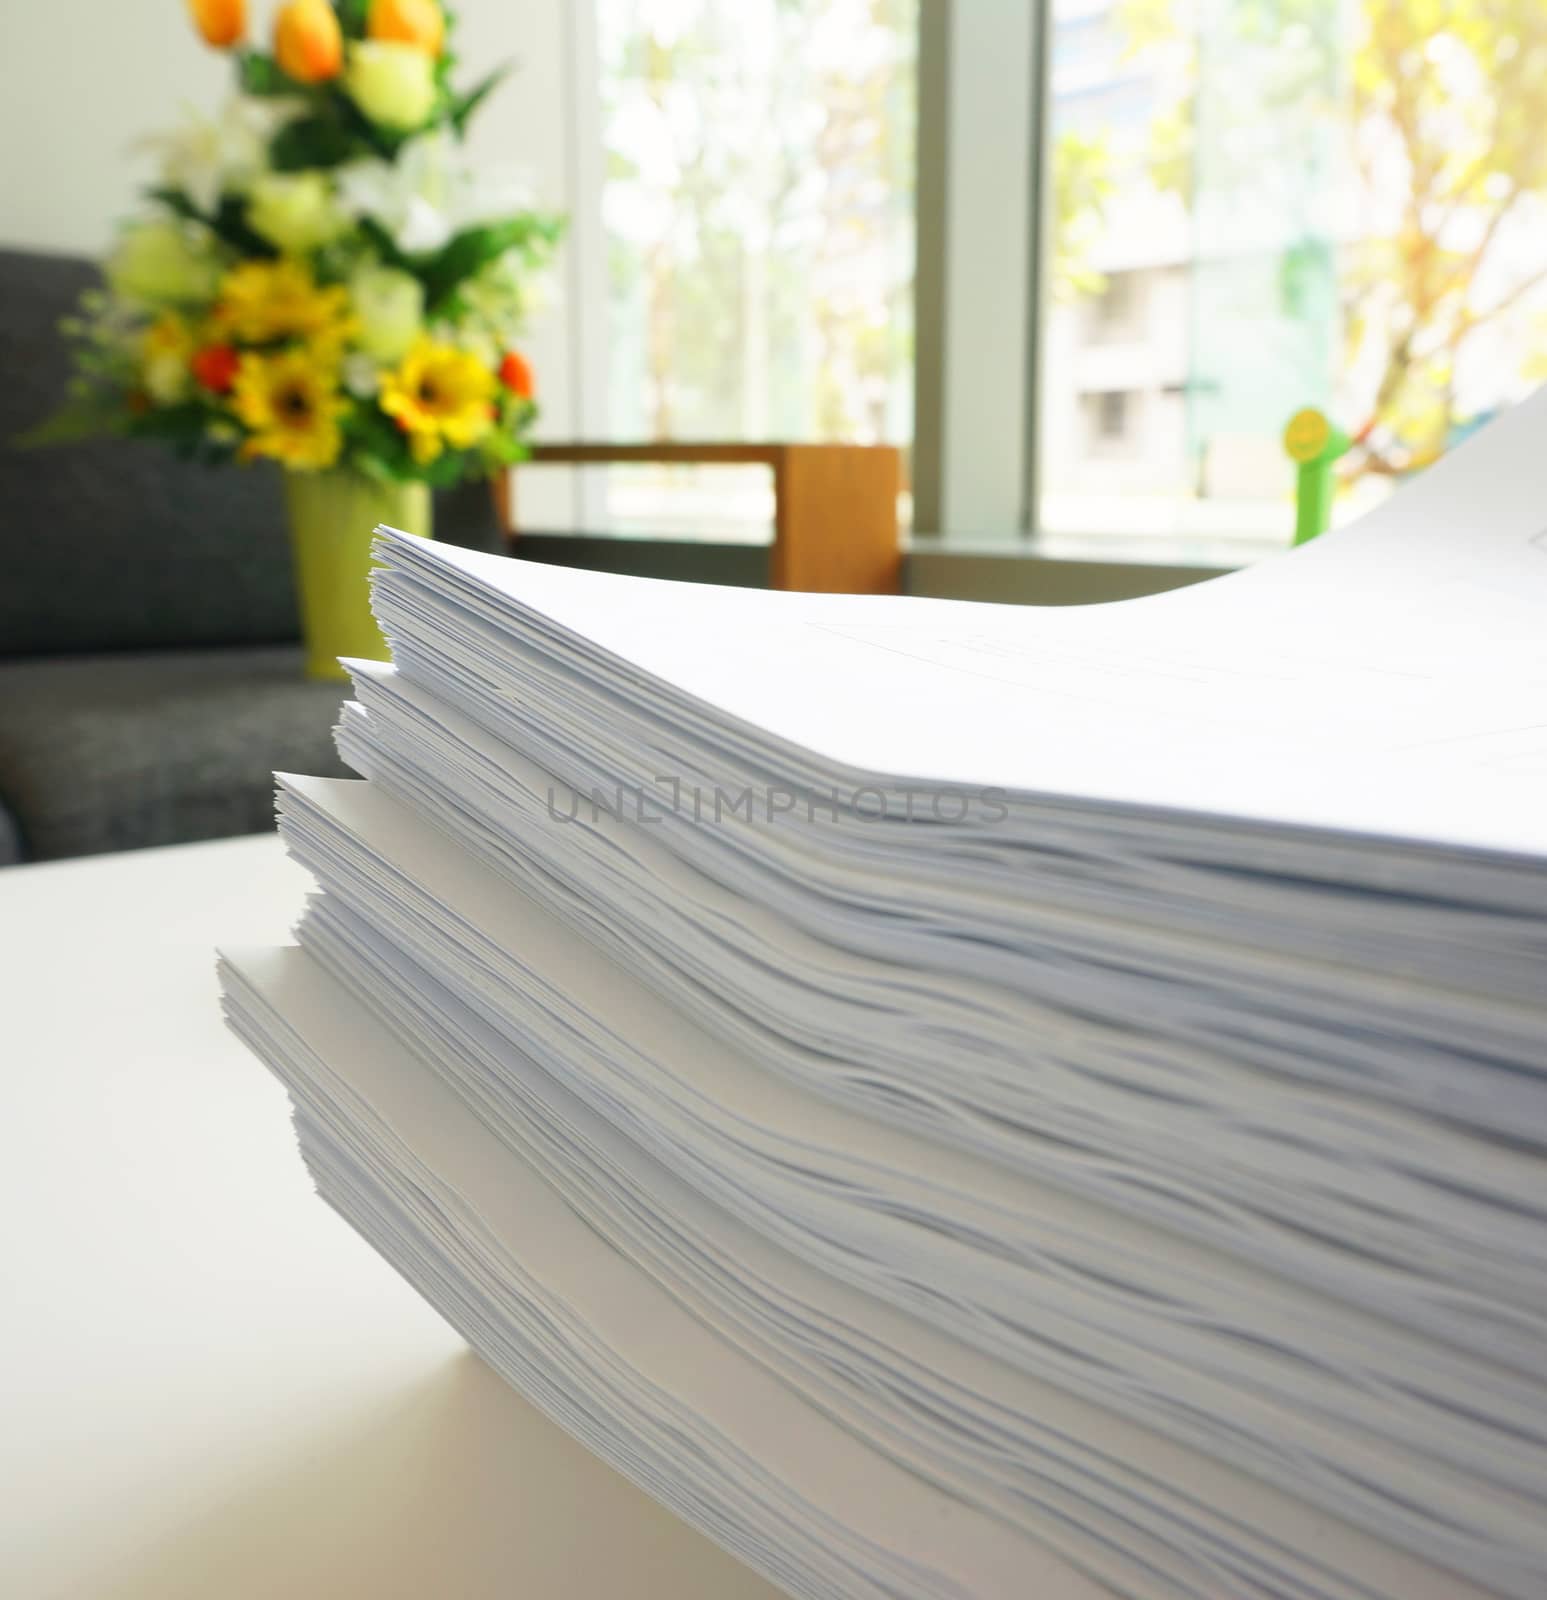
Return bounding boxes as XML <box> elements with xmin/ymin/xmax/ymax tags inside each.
<box><xmin>29</xmin><ymin>0</ymin><xmax>562</xmax><ymax>677</ymax></box>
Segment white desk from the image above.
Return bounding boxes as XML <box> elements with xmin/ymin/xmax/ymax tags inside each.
<box><xmin>0</xmin><ymin>835</ymin><xmax>781</xmax><ymax>1599</ymax></box>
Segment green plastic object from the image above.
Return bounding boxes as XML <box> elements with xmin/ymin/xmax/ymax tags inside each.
<box><xmin>283</xmin><ymin>469</ymin><xmax>432</xmax><ymax>680</ymax></box>
<box><xmin>1283</xmin><ymin>407</ymin><xmax>1350</xmax><ymax>547</ymax></box>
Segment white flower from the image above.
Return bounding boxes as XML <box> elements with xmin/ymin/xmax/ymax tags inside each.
<box><xmin>349</xmin><ymin>264</ymin><xmax>424</xmax><ymax>360</ymax></box>
<box><xmin>137</xmin><ymin>97</ymin><xmax>291</xmax><ymax>215</ymax></box>
<box><xmin>246</xmin><ymin>172</ymin><xmax>349</xmax><ymax>255</ymax></box>
<box><xmin>337</xmin><ymin>151</ymin><xmax>452</xmax><ymax>254</ymax></box>
<box><xmin>453</xmin><ymin>163</ymin><xmax>534</xmax><ymax>231</ymax></box>
<box><xmin>336</xmin><ymin>131</ymin><xmax>535</xmax><ymax>256</ymax></box>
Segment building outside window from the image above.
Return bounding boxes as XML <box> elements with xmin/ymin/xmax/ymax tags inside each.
<box><xmin>1039</xmin><ymin>0</ymin><xmax>1547</xmax><ymax>558</ymax></box>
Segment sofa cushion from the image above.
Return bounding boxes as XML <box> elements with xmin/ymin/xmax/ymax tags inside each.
<box><xmin>0</xmin><ymin>646</ymin><xmax>348</xmax><ymax>862</ymax></box>
<box><xmin>0</xmin><ymin>248</ymin><xmax>301</xmax><ymax>657</ymax></box>
<box><xmin>0</xmin><ymin>801</ymin><xmax>23</xmax><ymax>868</ymax></box>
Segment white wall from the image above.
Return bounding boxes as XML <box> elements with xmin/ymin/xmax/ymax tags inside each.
<box><xmin>447</xmin><ymin>0</ymin><xmax>583</xmax><ymax>446</ymax></box>
<box><xmin>0</xmin><ymin>0</ymin><xmax>585</xmax><ymax>441</ymax></box>
<box><xmin>0</xmin><ymin>3</ymin><xmax>228</xmax><ymax>257</ymax></box>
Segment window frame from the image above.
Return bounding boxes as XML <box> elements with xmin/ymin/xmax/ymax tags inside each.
<box><xmin>566</xmin><ymin>0</ymin><xmax>1252</xmax><ymax>583</ymax></box>
<box><xmin>915</xmin><ymin>0</ymin><xmax>1274</xmax><ymax>570</ymax></box>
<box><xmin>911</xmin><ymin>0</ymin><xmax>1045</xmax><ymax>546</ymax></box>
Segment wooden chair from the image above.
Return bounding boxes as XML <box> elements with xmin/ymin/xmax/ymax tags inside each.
<box><xmin>495</xmin><ymin>442</ymin><xmax>902</xmax><ymax>595</ymax></box>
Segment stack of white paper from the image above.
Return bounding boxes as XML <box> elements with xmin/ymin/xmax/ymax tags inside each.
<box><xmin>222</xmin><ymin>390</ymin><xmax>1547</xmax><ymax>1600</ymax></box>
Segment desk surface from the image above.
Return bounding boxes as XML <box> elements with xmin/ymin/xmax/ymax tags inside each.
<box><xmin>0</xmin><ymin>834</ymin><xmax>781</xmax><ymax>1599</ymax></box>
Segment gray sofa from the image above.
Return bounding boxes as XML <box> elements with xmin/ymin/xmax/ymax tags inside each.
<box><xmin>0</xmin><ymin>248</ymin><xmax>500</xmax><ymax>865</ymax></box>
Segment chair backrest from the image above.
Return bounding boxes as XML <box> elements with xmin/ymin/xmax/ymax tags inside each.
<box><xmin>0</xmin><ymin>248</ymin><xmax>301</xmax><ymax>657</ymax></box>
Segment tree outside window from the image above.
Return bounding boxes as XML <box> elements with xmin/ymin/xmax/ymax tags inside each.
<box><xmin>1043</xmin><ymin>0</ymin><xmax>1547</xmax><ymax>547</ymax></box>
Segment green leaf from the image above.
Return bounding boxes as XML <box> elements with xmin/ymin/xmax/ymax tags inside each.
<box><xmin>480</xmin><ymin>426</ymin><xmax>532</xmax><ymax>470</ymax></box>
<box><xmin>448</xmin><ymin>63</ymin><xmax>510</xmax><ymax>137</ymax></box>
<box><xmin>357</xmin><ymin>216</ymin><xmax>414</xmax><ymax>273</ymax></box>
<box><xmin>340</xmin><ymin>403</ymin><xmax>503</xmax><ymax>487</ymax></box>
<box><xmin>211</xmin><ymin>194</ymin><xmax>280</xmax><ymax>258</ymax></box>
<box><xmin>147</xmin><ymin>186</ymin><xmax>275</xmax><ymax>259</ymax></box>
<box><xmin>11</xmin><ymin>395</ymin><xmax>124</xmax><ymax>449</ymax></box>
<box><xmin>343</xmin><ymin>404</ymin><xmax>417</xmax><ymax>479</ymax></box>
<box><xmin>420</xmin><ymin>214</ymin><xmax>565</xmax><ymax>313</ymax></box>
<box><xmin>237</xmin><ymin>50</ymin><xmax>309</xmax><ymax>97</ymax></box>
<box><xmin>333</xmin><ymin>89</ymin><xmax>409</xmax><ymax>161</ymax></box>
<box><xmin>147</xmin><ymin>187</ymin><xmax>206</xmax><ymax>226</ymax></box>
<box><xmin>419</xmin><ymin>448</ymin><xmax>470</xmax><ymax>488</ymax></box>
<box><xmin>269</xmin><ymin>112</ymin><xmax>363</xmax><ymax>172</ymax></box>
<box><xmin>110</xmin><ymin>404</ymin><xmax>233</xmax><ymax>464</ymax></box>
<box><xmin>124</xmin><ymin>402</ymin><xmax>218</xmax><ymax>445</ymax></box>
<box><xmin>335</xmin><ymin>0</ymin><xmax>370</xmax><ymax>37</ymax></box>
<box><xmin>420</xmin><ymin>222</ymin><xmax>520</xmax><ymax>310</ymax></box>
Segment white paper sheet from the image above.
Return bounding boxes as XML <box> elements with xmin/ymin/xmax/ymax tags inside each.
<box><xmin>307</xmin><ymin>865</ymin><xmax>1527</xmax><ymax>1600</ymax></box>
<box><xmin>219</xmin><ymin>944</ymin><xmax>1104</xmax><ymax>1600</ymax></box>
<box><xmin>270</xmin><ymin>773</ymin><xmax>1547</xmax><ymax>1596</ymax></box>
<box><xmin>326</xmin><ymin>670</ymin><xmax>1547</xmax><ymax>1369</ymax></box>
<box><xmin>371</xmin><ymin>387</ymin><xmax>1547</xmax><ymax>854</ymax></box>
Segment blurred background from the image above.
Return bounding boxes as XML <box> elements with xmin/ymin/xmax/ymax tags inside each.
<box><xmin>2</xmin><ymin>0</ymin><xmax>1544</xmax><ymax>864</ymax></box>
<box><xmin>6</xmin><ymin>0</ymin><xmax>1543</xmax><ymax>562</ymax></box>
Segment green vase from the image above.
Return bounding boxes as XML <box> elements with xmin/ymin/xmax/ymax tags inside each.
<box><xmin>283</xmin><ymin>469</ymin><xmax>432</xmax><ymax>681</ymax></box>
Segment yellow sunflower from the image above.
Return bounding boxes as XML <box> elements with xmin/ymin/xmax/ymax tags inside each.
<box><xmin>378</xmin><ymin>338</ymin><xmax>496</xmax><ymax>463</ymax></box>
<box><xmin>231</xmin><ymin>347</ymin><xmax>349</xmax><ymax>470</ymax></box>
<box><xmin>214</xmin><ymin>258</ymin><xmax>354</xmax><ymax>349</ymax></box>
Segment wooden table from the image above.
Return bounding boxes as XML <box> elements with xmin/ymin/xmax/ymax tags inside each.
<box><xmin>503</xmin><ymin>441</ymin><xmax>904</xmax><ymax>595</ymax></box>
<box><xmin>0</xmin><ymin>835</ymin><xmax>781</xmax><ymax>1599</ymax></box>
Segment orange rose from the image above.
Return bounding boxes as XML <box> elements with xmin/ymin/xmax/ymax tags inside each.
<box><xmin>367</xmin><ymin>0</ymin><xmax>445</xmax><ymax>57</ymax></box>
<box><xmin>187</xmin><ymin>0</ymin><xmax>246</xmax><ymax>49</ymax></box>
<box><xmin>274</xmin><ymin>0</ymin><xmax>344</xmax><ymax>83</ymax></box>
<box><xmin>499</xmin><ymin>350</ymin><xmax>535</xmax><ymax>399</ymax></box>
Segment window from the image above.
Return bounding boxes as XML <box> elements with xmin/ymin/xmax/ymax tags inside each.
<box><xmin>1089</xmin><ymin>272</ymin><xmax>1140</xmax><ymax>343</ymax></box>
<box><xmin>1095</xmin><ymin>389</ymin><xmax>1129</xmax><ymax>439</ymax></box>
<box><xmin>561</xmin><ymin>2</ymin><xmax>1547</xmax><ymax>561</ymax></box>
<box><xmin>581</xmin><ymin>0</ymin><xmax>917</xmax><ymax>540</ymax></box>
<box><xmin>1035</xmin><ymin>0</ymin><xmax>1547</xmax><ymax>555</ymax></box>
